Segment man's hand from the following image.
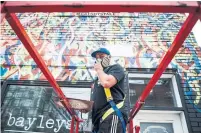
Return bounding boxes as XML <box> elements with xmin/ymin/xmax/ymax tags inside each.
<box><xmin>91</xmin><ymin>83</ymin><xmax>94</xmax><ymax>89</ymax></box>
<box><xmin>94</xmin><ymin>62</ymin><xmax>118</xmax><ymax>88</ymax></box>
<box><xmin>94</xmin><ymin>63</ymin><xmax>103</xmax><ymax>72</ymax></box>
<box><xmin>80</xmin><ymin>109</ymin><xmax>89</xmax><ymax>113</ymax></box>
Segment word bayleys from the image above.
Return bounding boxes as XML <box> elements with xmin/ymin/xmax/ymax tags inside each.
<box><xmin>6</xmin><ymin>113</ymin><xmax>71</xmax><ymax>133</ymax></box>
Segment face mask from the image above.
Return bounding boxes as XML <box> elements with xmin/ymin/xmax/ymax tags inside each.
<box><xmin>96</xmin><ymin>55</ymin><xmax>111</xmax><ymax>68</ymax></box>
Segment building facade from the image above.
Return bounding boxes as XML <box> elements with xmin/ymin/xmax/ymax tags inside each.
<box><xmin>1</xmin><ymin>12</ymin><xmax>201</xmax><ymax>133</ymax></box>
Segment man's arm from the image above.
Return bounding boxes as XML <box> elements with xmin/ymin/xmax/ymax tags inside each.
<box><xmin>96</xmin><ymin>69</ymin><xmax>117</xmax><ymax>88</ymax></box>
<box><xmin>94</xmin><ymin>63</ymin><xmax>125</xmax><ymax>88</ymax></box>
<box><xmin>94</xmin><ymin>63</ymin><xmax>117</xmax><ymax>88</ymax></box>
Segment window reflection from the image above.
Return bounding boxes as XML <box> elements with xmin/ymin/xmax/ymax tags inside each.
<box><xmin>129</xmin><ymin>78</ymin><xmax>176</xmax><ymax>107</ymax></box>
<box><xmin>140</xmin><ymin>122</ymin><xmax>174</xmax><ymax>133</ymax></box>
<box><xmin>1</xmin><ymin>85</ymin><xmax>75</xmax><ymax>133</ymax></box>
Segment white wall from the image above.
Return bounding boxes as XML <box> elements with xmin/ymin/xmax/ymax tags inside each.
<box><xmin>185</xmin><ymin>13</ymin><xmax>201</xmax><ymax>47</ymax></box>
<box><xmin>192</xmin><ymin>20</ymin><xmax>201</xmax><ymax>47</ymax></box>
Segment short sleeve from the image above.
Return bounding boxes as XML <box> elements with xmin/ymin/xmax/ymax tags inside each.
<box><xmin>107</xmin><ymin>64</ymin><xmax>125</xmax><ymax>82</ymax></box>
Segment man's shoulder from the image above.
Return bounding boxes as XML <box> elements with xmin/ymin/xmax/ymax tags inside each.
<box><xmin>109</xmin><ymin>63</ymin><xmax>124</xmax><ymax>70</ymax></box>
<box><xmin>106</xmin><ymin>64</ymin><xmax>126</xmax><ymax>78</ymax></box>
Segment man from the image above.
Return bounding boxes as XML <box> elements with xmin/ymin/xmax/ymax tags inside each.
<box><xmin>91</xmin><ymin>48</ymin><xmax>128</xmax><ymax>133</ymax></box>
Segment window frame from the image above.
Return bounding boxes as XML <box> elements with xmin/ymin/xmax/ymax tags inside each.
<box><xmin>126</xmin><ymin>68</ymin><xmax>192</xmax><ymax>133</ymax></box>
<box><xmin>1</xmin><ymin>80</ymin><xmax>93</xmax><ymax>104</ymax></box>
<box><xmin>128</xmin><ymin>73</ymin><xmax>182</xmax><ymax>107</ymax></box>
<box><xmin>133</xmin><ymin>110</ymin><xmax>189</xmax><ymax>133</ymax></box>
<box><xmin>127</xmin><ymin>68</ymin><xmax>186</xmax><ymax>110</ymax></box>
<box><xmin>1</xmin><ymin>80</ymin><xmax>93</xmax><ymax>133</ymax></box>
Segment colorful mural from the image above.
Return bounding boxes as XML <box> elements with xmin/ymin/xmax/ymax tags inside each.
<box><xmin>0</xmin><ymin>12</ymin><xmax>201</xmax><ymax>114</ymax></box>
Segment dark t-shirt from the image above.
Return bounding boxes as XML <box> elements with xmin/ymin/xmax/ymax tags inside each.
<box><xmin>92</xmin><ymin>64</ymin><xmax>128</xmax><ymax>125</ymax></box>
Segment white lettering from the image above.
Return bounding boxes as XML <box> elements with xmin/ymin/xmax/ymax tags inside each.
<box><xmin>54</xmin><ymin>119</ymin><xmax>66</xmax><ymax>133</ymax></box>
<box><xmin>15</xmin><ymin>117</ymin><xmax>24</xmax><ymax>127</ymax></box>
<box><xmin>46</xmin><ymin>119</ymin><xmax>54</xmax><ymax>128</ymax></box>
<box><xmin>76</xmin><ymin>12</ymin><xmax>113</xmax><ymax>16</ymax></box>
<box><xmin>6</xmin><ymin>113</ymin><xmax>70</xmax><ymax>132</ymax></box>
<box><xmin>7</xmin><ymin>113</ymin><xmax>15</xmax><ymax>126</ymax></box>
<box><xmin>67</xmin><ymin>120</ymin><xmax>71</xmax><ymax>129</ymax></box>
<box><xmin>24</xmin><ymin>117</ymin><xmax>37</xmax><ymax>130</ymax></box>
<box><xmin>36</xmin><ymin>115</ymin><xmax>45</xmax><ymax>128</ymax></box>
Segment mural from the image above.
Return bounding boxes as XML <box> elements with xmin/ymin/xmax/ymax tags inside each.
<box><xmin>0</xmin><ymin>12</ymin><xmax>201</xmax><ymax>114</ymax></box>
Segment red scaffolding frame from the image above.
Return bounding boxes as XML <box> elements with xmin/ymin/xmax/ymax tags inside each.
<box><xmin>1</xmin><ymin>1</ymin><xmax>201</xmax><ymax>133</ymax></box>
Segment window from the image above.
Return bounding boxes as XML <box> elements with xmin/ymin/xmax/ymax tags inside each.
<box><xmin>128</xmin><ymin>69</ymin><xmax>189</xmax><ymax>133</ymax></box>
<box><xmin>129</xmin><ymin>73</ymin><xmax>182</xmax><ymax>108</ymax></box>
<box><xmin>1</xmin><ymin>81</ymin><xmax>92</xmax><ymax>133</ymax></box>
<box><xmin>134</xmin><ymin>110</ymin><xmax>189</xmax><ymax>133</ymax></box>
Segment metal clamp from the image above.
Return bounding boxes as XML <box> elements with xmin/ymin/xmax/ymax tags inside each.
<box><xmin>138</xmin><ymin>100</ymin><xmax>145</xmax><ymax>105</ymax></box>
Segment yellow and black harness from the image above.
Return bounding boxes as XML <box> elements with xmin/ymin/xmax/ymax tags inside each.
<box><xmin>101</xmin><ymin>87</ymin><xmax>126</xmax><ymax>133</ymax></box>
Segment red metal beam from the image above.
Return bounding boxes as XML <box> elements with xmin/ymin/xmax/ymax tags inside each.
<box><xmin>129</xmin><ymin>119</ymin><xmax>133</xmax><ymax>133</ymax></box>
<box><xmin>135</xmin><ymin>126</ymin><xmax>140</xmax><ymax>133</ymax></box>
<box><xmin>5</xmin><ymin>13</ymin><xmax>79</xmax><ymax>121</ymax></box>
<box><xmin>199</xmin><ymin>2</ymin><xmax>201</xmax><ymax>21</ymax></box>
<box><xmin>70</xmin><ymin>116</ymin><xmax>75</xmax><ymax>133</ymax></box>
<box><xmin>1</xmin><ymin>2</ymin><xmax>6</xmax><ymax>23</ymax></box>
<box><xmin>129</xmin><ymin>12</ymin><xmax>199</xmax><ymax>121</ymax></box>
<box><xmin>75</xmin><ymin>120</ymin><xmax>80</xmax><ymax>133</ymax></box>
<box><xmin>4</xmin><ymin>1</ymin><xmax>199</xmax><ymax>13</ymax></box>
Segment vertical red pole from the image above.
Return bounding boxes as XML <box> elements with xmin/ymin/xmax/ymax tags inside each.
<box><xmin>75</xmin><ymin>120</ymin><xmax>80</xmax><ymax>133</ymax></box>
<box><xmin>129</xmin><ymin>119</ymin><xmax>133</xmax><ymax>133</ymax></box>
<box><xmin>70</xmin><ymin>116</ymin><xmax>75</xmax><ymax>133</ymax></box>
<box><xmin>135</xmin><ymin>126</ymin><xmax>140</xmax><ymax>133</ymax></box>
<box><xmin>199</xmin><ymin>4</ymin><xmax>201</xmax><ymax>21</ymax></box>
<box><xmin>1</xmin><ymin>1</ymin><xmax>6</xmax><ymax>23</ymax></box>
